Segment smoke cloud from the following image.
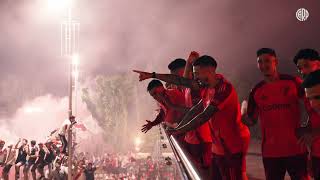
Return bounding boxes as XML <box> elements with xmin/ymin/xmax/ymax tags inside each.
<box><xmin>0</xmin><ymin>94</ymin><xmax>102</xmax><ymax>147</ymax></box>
<box><xmin>0</xmin><ymin>0</ymin><xmax>319</xmax><ymax>151</ymax></box>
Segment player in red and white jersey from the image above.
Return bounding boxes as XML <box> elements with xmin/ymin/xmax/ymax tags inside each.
<box><xmin>170</xmin><ymin>52</ymin><xmax>214</xmax><ymax>170</ymax></box>
<box><xmin>294</xmin><ymin>49</ymin><xmax>320</xmax><ymax>180</ymax></box>
<box><xmin>134</xmin><ymin>55</ymin><xmax>250</xmax><ymax>180</ymax></box>
<box><xmin>144</xmin><ymin>80</ymin><xmax>185</xmax><ymax>127</ymax></box>
<box><xmin>141</xmin><ymin>58</ymin><xmax>187</xmax><ymax>133</ymax></box>
<box><xmin>242</xmin><ymin>48</ymin><xmax>309</xmax><ymax>180</ymax></box>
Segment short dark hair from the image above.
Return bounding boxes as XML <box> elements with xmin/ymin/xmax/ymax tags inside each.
<box><xmin>168</xmin><ymin>58</ymin><xmax>186</xmax><ymax>71</ymax></box>
<box><xmin>192</xmin><ymin>55</ymin><xmax>217</xmax><ymax>68</ymax></box>
<box><xmin>257</xmin><ymin>48</ymin><xmax>277</xmax><ymax>57</ymax></box>
<box><xmin>147</xmin><ymin>80</ymin><xmax>163</xmax><ymax>92</ymax></box>
<box><xmin>293</xmin><ymin>48</ymin><xmax>319</xmax><ymax>65</ymax></box>
<box><xmin>302</xmin><ymin>70</ymin><xmax>320</xmax><ymax>88</ymax></box>
<box><xmin>31</xmin><ymin>140</ymin><xmax>36</xmax><ymax>145</ymax></box>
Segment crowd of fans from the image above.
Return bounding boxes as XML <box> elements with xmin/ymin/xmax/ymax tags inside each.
<box><xmin>0</xmin><ymin>137</ymin><xmax>178</xmax><ymax>180</ymax></box>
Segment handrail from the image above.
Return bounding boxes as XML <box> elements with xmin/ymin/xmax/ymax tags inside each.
<box><xmin>161</xmin><ymin>124</ymin><xmax>202</xmax><ymax>180</ymax></box>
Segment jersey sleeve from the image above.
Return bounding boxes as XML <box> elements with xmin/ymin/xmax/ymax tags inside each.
<box><xmin>209</xmin><ymin>82</ymin><xmax>233</xmax><ymax>110</ymax></box>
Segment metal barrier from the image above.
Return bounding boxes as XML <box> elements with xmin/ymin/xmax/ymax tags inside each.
<box><xmin>161</xmin><ymin>124</ymin><xmax>202</xmax><ymax>180</ymax></box>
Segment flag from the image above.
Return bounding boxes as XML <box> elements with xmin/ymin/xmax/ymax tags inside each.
<box><xmin>74</xmin><ymin>123</ymin><xmax>87</xmax><ymax>131</ymax></box>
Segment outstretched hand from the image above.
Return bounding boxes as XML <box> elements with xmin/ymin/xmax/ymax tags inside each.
<box><xmin>133</xmin><ymin>70</ymin><xmax>153</xmax><ymax>81</ymax></box>
<box><xmin>141</xmin><ymin>120</ymin><xmax>153</xmax><ymax>133</ymax></box>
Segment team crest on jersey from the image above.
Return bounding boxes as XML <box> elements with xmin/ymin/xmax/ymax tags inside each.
<box><xmin>261</xmin><ymin>94</ymin><xmax>268</xmax><ymax>101</ymax></box>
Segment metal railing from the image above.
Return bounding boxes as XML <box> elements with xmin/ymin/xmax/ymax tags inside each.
<box><xmin>160</xmin><ymin>124</ymin><xmax>202</xmax><ymax>180</ymax></box>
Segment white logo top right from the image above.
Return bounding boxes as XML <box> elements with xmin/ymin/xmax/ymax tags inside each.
<box><xmin>296</xmin><ymin>8</ymin><xmax>309</xmax><ymax>22</ymax></box>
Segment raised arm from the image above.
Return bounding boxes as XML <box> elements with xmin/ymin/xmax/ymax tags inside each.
<box><xmin>14</xmin><ymin>138</ymin><xmax>21</xmax><ymax>149</ymax></box>
<box><xmin>133</xmin><ymin>70</ymin><xmax>201</xmax><ymax>91</ymax></box>
<box><xmin>183</xmin><ymin>51</ymin><xmax>199</xmax><ymax>78</ymax></box>
<box><xmin>4</xmin><ymin>146</ymin><xmax>12</xmax><ymax>164</ymax></box>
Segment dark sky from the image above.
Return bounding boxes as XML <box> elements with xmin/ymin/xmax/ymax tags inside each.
<box><xmin>0</xmin><ymin>0</ymin><xmax>319</xmax><ymax>98</ymax></box>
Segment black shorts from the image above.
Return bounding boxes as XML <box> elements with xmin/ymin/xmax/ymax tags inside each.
<box><xmin>210</xmin><ymin>153</ymin><xmax>244</xmax><ymax>180</ymax></box>
<box><xmin>263</xmin><ymin>154</ymin><xmax>309</xmax><ymax>180</ymax></box>
<box><xmin>186</xmin><ymin>143</ymin><xmax>212</xmax><ymax>168</ymax></box>
<box><xmin>15</xmin><ymin>158</ymin><xmax>26</xmax><ymax>165</ymax></box>
<box><xmin>26</xmin><ymin>161</ymin><xmax>36</xmax><ymax>165</ymax></box>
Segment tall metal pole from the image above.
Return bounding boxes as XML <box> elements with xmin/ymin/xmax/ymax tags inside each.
<box><xmin>68</xmin><ymin>60</ymin><xmax>73</xmax><ymax>180</ymax></box>
<box><xmin>61</xmin><ymin>2</ymin><xmax>79</xmax><ymax>179</ymax></box>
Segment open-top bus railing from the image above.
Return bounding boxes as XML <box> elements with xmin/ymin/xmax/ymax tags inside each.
<box><xmin>160</xmin><ymin>124</ymin><xmax>202</xmax><ymax>180</ymax></box>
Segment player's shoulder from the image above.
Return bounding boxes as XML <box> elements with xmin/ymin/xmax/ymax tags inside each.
<box><xmin>279</xmin><ymin>74</ymin><xmax>302</xmax><ymax>84</ymax></box>
<box><xmin>279</xmin><ymin>74</ymin><xmax>297</xmax><ymax>80</ymax></box>
<box><xmin>166</xmin><ymin>88</ymin><xmax>184</xmax><ymax>96</ymax></box>
<box><xmin>213</xmin><ymin>77</ymin><xmax>234</xmax><ymax>97</ymax></box>
<box><xmin>251</xmin><ymin>80</ymin><xmax>266</xmax><ymax>94</ymax></box>
<box><xmin>166</xmin><ymin>88</ymin><xmax>186</xmax><ymax>103</ymax></box>
<box><xmin>217</xmin><ymin>75</ymin><xmax>233</xmax><ymax>89</ymax></box>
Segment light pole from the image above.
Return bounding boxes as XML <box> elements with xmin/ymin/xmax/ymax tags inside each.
<box><xmin>59</xmin><ymin>0</ymin><xmax>80</xmax><ymax>179</ymax></box>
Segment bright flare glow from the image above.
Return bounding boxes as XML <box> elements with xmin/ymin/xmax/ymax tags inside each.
<box><xmin>135</xmin><ymin>146</ymin><xmax>140</xmax><ymax>152</ymax></box>
<box><xmin>24</xmin><ymin>107</ymin><xmax>43</xmax><ymax>113</ymax></box>
<box><xmin>72</xmin><ymin>69</ymin><xmax>79</xmax><ymax>78</ymax></box>
<box><xmin>47</xmin><ymin>0</ymin><xmax>72</xmax><ymax>13</ymax></box>
<box><xmin>72</xmin><ymin>54</ymin><xmax>79</xmax><ymax>66</ymax></box>
<box><xmin>134</xmin><ymin>137</ymin><xmax>142</xmax><ymax>146</ymax></box>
